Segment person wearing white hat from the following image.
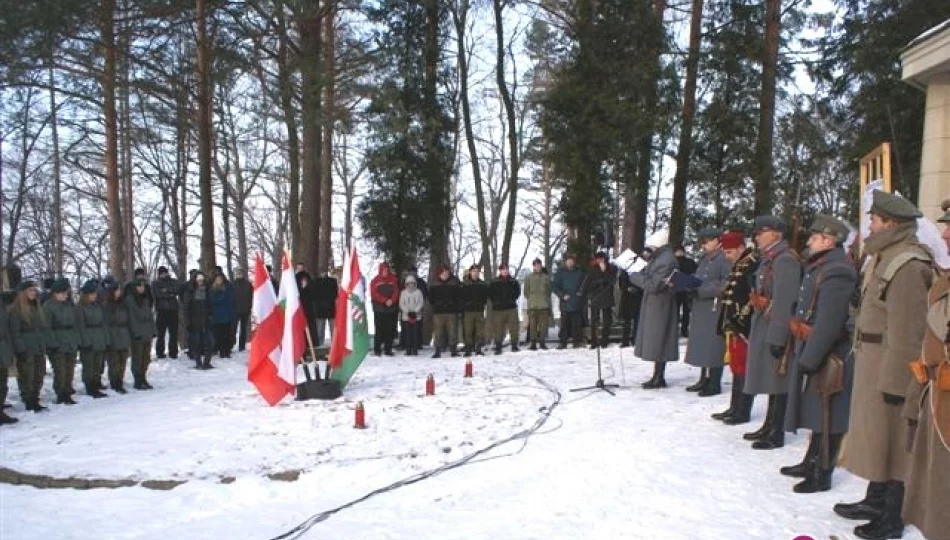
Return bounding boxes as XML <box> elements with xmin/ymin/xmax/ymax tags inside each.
<box><xmin>628</xmin><ymin>229</ymin><xmax>680</xmax><ymax>388</ymax></box>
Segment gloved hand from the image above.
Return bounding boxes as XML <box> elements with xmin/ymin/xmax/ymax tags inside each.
<box><xmin>883</xmin><ymin>392</ymin><xmax>905</xmax><ymax>405</ymax></box>
<box><xmin>769</xmin><ymin>345</ymin><xmax>785</xmax><ymax>359</ymax></box>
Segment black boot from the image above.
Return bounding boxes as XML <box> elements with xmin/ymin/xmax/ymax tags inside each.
<box><xmin>743</xmin><ymin>394</ymin><xmax>775</xmax><ymax>440</ymax></box>
<box><xmin>26</xmin><ymin>401</ymin><xmax>48</xmax><ymax>412</ymax></box>
<box><xmin>450</xmin><ymin>346</ymin><xmax>459</xmax><ymax>357</ymax></box>
<box><xmin>539</xmin><ymin>342</ymin><xmax>548</xmax><ymax>350</ymax></box>
<box><xmin>432</xmin><ymin>347</ymin><xmax>442</xmax><ymax>359</ymax></box>
<box><xmin>686</xmin><ymin>368</ymin><xmax>708</xmax><ymax>392</ymax></box>
<box><xmin>854</xmin><ymin>481</ymin><xmax>905</xmax><ymax>540</ymax></box>
<box><xmin>712</xmin><ymin>374</ymin><xmax>741</xmax><ymax>420</ymax></box>
<box><xmin>724</xmin><ymin>390</ymin><xmax>754</xmax><ymax>424</ymax></box>
<box><xmin>557</xmin><ymin>342</ymin><xmax>567</xmax><ymax>350</ymax></box>
<box><xmin>781</xmin><ymin>433</ymin><xmax>821</xmax><ymax>478</ymax></box>
<box><xmin>0</xmin><ymin>411</ymin><xmax>18</xmax><ymax>425</ymax></box>
<box><xmin>511</xmin><ymin>343</ymin><xmax>519</xmax><ymax>353</ymax></box>
<box><xmin>463</xmin><ymin>346</ymin><xmax>472</xmax><ymax>358</ymax></box>
<box><xmin>494</xmin><ymin>344</ymin><xmax>503</xmax><ymax>355</ymax></box>
<box><xmin>202</xmin><ymin>354</ymin><xmax>214</xmax><ymax>370</ymax></box>
<box><xmin>793</xmin><ymin>433</ymin><xmax>842</xmax><ymax>494</ymax></box>
<box><xmin>195</xmin><ymin>357</ymin><xmax>203</xmax><ymax>369</ymax></box>
<box><xmin>835</xmin><ymin>481</ymin><xmax>888</xmax><ymax>521</ymax></box>
<box><xmin>752</xmin><ymin>394</ymin><xmax>787</xmax><ymax>449</ymax></box>
<box><xmin>698</xmin><ymin>367</ymin><xmax>723</xmax><ymax>397</ymax></box>
<box><xmin>642</xmin><ymin>362</ymin><xmax>668</xmax><ymax>389</ymax></box>
<box><xmin>529</xmin><ymin>342</ymin><xmax>538</xmax><ymax>351</ymax></box>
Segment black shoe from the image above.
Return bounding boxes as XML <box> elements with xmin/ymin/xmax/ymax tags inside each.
<box><xmin>115</xmin><ymin>386</ymin><xmax>128</xmax><ymax>394</ymax></box>
<box><xmin>529</xmin><ymin>342</ymin><xmax>538</xmax><ymax>351</ymax></box>
<box><xmin>699</xmin><ymin>367</ymin><xmax>723</xmax><ymax>396</ymax></box>
<box><xmin>27</xmin><ymin>403</ymin><xmax>48</xmax><ymax>413</ymax></box>
<box><xmin>432</xmin><ymin>351</ymin><xmax>442</xmax><ymax>359</ymax></box>
<box><xmin>743</xmin><ymin>395</ymin><xmax>775</xmax><ymax>440</ymax></box>
<box><xmin>202</xmin><ymin>355</ymin><xmax>214</xmax><ymax>370</ymax></box>
<box><xmin>835</xmin><ymin>482</ymin><xmax>888</xmax><ymax>521</ymax></box>
<box><xmin>463</xmin><ymin>351</ymin><xmax>472</xmax><ymax>358</ymax></box>
<box><xmin>539</xmin><ymin>342</ymin><xmax>548</xmax><ymax>350</ymax></box>
<box><xmin>475</xmin><ymin>348</ymin><xmax>484</xmax><ymax>356</ymax></box>
<box><xmin>511</xmin><ymin>345</ymin><xmax>519</xmax><ymax>353</ymax></box>
<box><xmin>384</xmin><ymin>350</ymin><xmax>394</xmax><ymax>357</ymax></box>
<box><xmin>556</xmin><ymin>343</ymin><xmax>567</xmax><ymax>350</ymax></box>
<box><xmin>91</xmin><ymin>391</ymin><xmax>108</xmax><ymax>399</ymax></box>
<box><xmin>752</xmin><ymin>433</ymin><xmax>785</xmax><ymax>450</ymax></box>
<box><xmin>157</xmin><ymin>354</ymin><xmax>166</xmax><ymax>359</ymax></box>
<box><xmin>711</xmin><ymin>406</ymin><xmax>735</xmax><ymax>421</ymax></box>
<box><xmin>781</xmin><ymin>435</ymin><xmax>821</xmax><ymax>477</ymax></box>
<box><xmin>793</xmin><ymin>467</ymin><xmax>832</xmax><ymax>494</ymax></box>
<box><xmin>142</xmin><ymin>381</ymin><xmax>154</xmax><ymax>389</ymax></box>
<box><xmin>450</xmin><ymin>350</ymin><xmax>459</xmax><ymax>357</ymax></box>
<box><xmin>686</xmin><ymin>369</ymin><xmax>708</xmax><ymax>392</ymax></box>
<box><xmin>494</xmin><ymin>346</ymin><xmax>503</xmax><ymax>355</ymax></box>
<box><xmin>64</xmin><ymin>397</ymin><xmax>77</xmax><ymax>405</ymax></box>
<box><xmin>853</xmin><ymin>481</ymin><xmax>904</xmax><ymax>540</ymax></box>
<box><xmin>133</xmin><ymin>381</ymin><xmax>145</xmax><ymax>390</ymax></box>
<box><xmin>0</xmin><ymin>411</ymin><xmax>18</xmax><ymax>425</ymax></box>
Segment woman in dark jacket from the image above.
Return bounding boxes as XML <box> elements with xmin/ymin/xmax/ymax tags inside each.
<box><xmin>183</xmin><ymin>272</ymin><xmax>215</xmax><ymax>369</ymax></box>
<box><xmin>126</xmin><ymin>279</ymin><xmax>157</xmax><ymax>390</ymax></box>
<box><xmin>8</xmin><ymin>281</ymin><xmax>48</xmax><ymax>412</ymax></box>
<box><xmin>296</xmin><ymin>271</ymin><xmax>319</xmax><ymax>353</ymax></box>
<box><xmin>209</xmin><ymin>274</ymin><xmax>236</xmax><ymax>358</ymax></box>
<box><xmin>77</xmin><ymin>280</ymin><xmax>109</xmax><ymax>398</ymax></box>
<box><xmin>43</xmin><ymin>278</ymin><xmax>80</xmax><ymax>404</ymax></box>
<box><xmin>105</xmin><ymin>281</ymin><xmax>131</xmax><ymax>393</ymax></box>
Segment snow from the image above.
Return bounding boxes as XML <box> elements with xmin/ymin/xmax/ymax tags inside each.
<box><xmin>0</xmin><ymin>345</ymin><xmax>931</xmax><ymax>540</ymax></box>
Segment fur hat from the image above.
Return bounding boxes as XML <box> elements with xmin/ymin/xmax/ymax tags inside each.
<box><xmin>645</xmin><ymin>229</ymin><xmax>669</xmax><ymax>249</ymax></box>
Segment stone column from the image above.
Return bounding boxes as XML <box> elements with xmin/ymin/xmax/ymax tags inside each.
<box><xmin>919</xmin><ymin>71</ymin><xmax>950</xmax><ymax>221</ymax></box>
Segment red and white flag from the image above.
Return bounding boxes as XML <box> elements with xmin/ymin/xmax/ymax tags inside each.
<box><xmin>247</xmin><ymin>252</ymin><xmax>294</xmax><ymax>405</ymax></box>
<box><xmin>277</xmin><ymin>250</ymin><xmax>306</xmax><ymax>374</ymax></box>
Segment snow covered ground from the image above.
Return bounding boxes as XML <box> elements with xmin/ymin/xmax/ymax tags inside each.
<box><xmin>0</xmin><ymin>344</ymin><xmax>930</xmax><ymax>540</ymax></box>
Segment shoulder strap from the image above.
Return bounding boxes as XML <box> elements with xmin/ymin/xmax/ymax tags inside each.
<box><xmin>879</xmin><ymin>245</ymin><xmax>934</xmax><ymax>301</ymax></box>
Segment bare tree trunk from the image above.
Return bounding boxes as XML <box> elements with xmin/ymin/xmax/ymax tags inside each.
<box><xmin>668</xmin><ymin>0</ymin><xmax>703</xmax><ymax>247</ymax></box>
<box><xmin>48</xmin><ymin>61</ymin><xmax>64</xmax><ymax>276</ymax></box>
<box><xmin>753</xmin><ymin>0</ymin><xmax>781</xmax><ymax>215</ymax></box>
<box><xmin>101</xmin><ymin>0</ymin><xmax>126</xmax><ymax>281</ymax></box>
<box><xmin>542</xmin><ymin>160</ymin><xmax>553</xmax><ymax>265</ymax></box>
<box><xmin>120</xmin><ymin>0</ymin><xmax>134</xmax><ymax>273</ymax></box>
<box><xmin>230</xmin><ymin>132</ymin><xmax>249</xmax><ymax>274</ymax></box>
<box><xmin>172</xmin><ymin>37</ymin><xmax>189</xmax><ymax>279</ymax></box>
<box><xmin>492</xmin><ymin>0</ymin><xmax>518</xmax><ymax>266</ymax></box>
<box><xmin>425</xmin><ymin>0</ymin><xmax>450</xmax><ymax>277</ymax></box>
<box><xmin>297</xmin><ymin>0</ymin><xmax>323</xmax><ymax>272</ymax></box>
<box><xmin>221</xmin><ymin>158</ymin><xmax>233</xmax><ymax>277</ymax></box>
<box><xmin>196</xmin><ymin>0</ymin><xmax>217</xmax><ymax>273</ymax></box>
<box><xmin>275</xmin><ymin>0</ymin><xmax>302</xmax><ymax>260</ymax></box>
<box><xmin>318</xmin><ymin>0</ymin><xmax>336</xmax><ymax>274</ymax></box>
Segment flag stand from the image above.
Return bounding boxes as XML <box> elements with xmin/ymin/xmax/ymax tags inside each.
<box><xmin>295</xmin><ymin>325</ymin><xmax>341</xmax><ymax>401</ymax></box>
<box><xmin>303</xmin><ymin>326</ymin><xmax>321</xmax><ymax>381</ymax></box>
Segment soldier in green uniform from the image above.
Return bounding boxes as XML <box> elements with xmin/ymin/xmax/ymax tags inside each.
<box><xmin>0</xmin><ymin>292</ymin><xmax>18</xmax><ymax>424</ymax></box>
<box><xmin>105</xmin><ymin>282</ymin><xmax>131</xmax><ymax>394</ymax></box>
<box><xmin>8</xmin><ymin>280</ymin><xmax>49</xmax><ymax>412</ymax></box>
<box><xmin>44</xmin><ymin>278</ymin><xmax>80</xmax><ymax>405</ymax></box>
<box><xmin>77</xmin><ymin>280</ymin><xmax>109</xmax><ymax>398</ymax></box>
<box><xmin>126</xmin><ymin>279</ymin><xmax>157</xmax><ymax>390</ymax></box>
<box><xmin>460</xmin><ymin>265</ymin><xmax>489</xmax><ymax>357</ymax></box>
<box><xmin>524</xmin><ymin>258</ymin><xmax>551</xmax><ymax>350</ymax></box>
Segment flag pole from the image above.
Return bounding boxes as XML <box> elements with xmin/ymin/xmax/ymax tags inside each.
<box><xmin>304</xmin><ymin>325</ymin><xmax>321</xmax><ymax>380</ymax></box>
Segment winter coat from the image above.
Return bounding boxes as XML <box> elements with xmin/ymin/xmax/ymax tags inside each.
<box><xmin>783</xmin><ymin>247</ymin><xmax>857</xmax><ymax>435</ymax></box>
<box><xmin>846</xmin><ymin>222</ymin><xmax>933</xmax><ymax>483</ymax></box>
<box><xmin>106</xmin><ymin>300</ymin><xmax>132</xmax><ymax>351</ymax></box>
<box><xmin>370</xmin><ymin>263</ymin><xmax>400</xmax><ymax>313</ymax></box>
<box><xmin>0</xmin><ymin>305</ymin><xmax>13</xmax><ymax>368</ymax></box>
<box><xmin>629</xmin><ymin>245</ymin><xmax>679</xmax><ymax>363</ymax></box>
<box><xmin>297</xmin><ymin>273</ymin><xmax>318</xmax><ymax>323</ymax></box>
<box><xmin>44</xmin><ymin>298</ymin><xmax>81</xmax><ymax>355</ymax></box>
<box><xmin>745</xmin><ymin>240</ymin><xmax>802</xmax><ymax>395</ymax></box>
<box><xmin>232</xmin><ymin>277</ymin><xmax>253</xmax><ymax>316</ymax></box>
<box><xmin>684</xmin><ymin>249</ymin><xmax>732</xmax><ymax>368</ymax></box>
<box><xmin>717</xmin><ymin>249</ymin><xmax>759</xmax><ymax>339</ymax></box>
<box><xmin>124</xmin><ymin>281</ymin><xmax>154</xmax><ymax>309</ymax></box>
<box><xmin>551</xmin><ymin>267</ymin><xmax>585</xmax><ymax>313</ymax></box>
<box><xmin>8</xmin><ymin>302</ymin><xmax>47</xmax><ymax>356</ymax></box>
<box><xmin>152</xmin><ymin>276</ymin><xmax>181</xmax><ymax>312</ymax></box>
<box><xmin>489</xmin><ymin>277</ymin><xmax>520</xmax><ymax>311</ymax></box>
<box><xmin>210</xmin><ymin>283</ymin><xmax>237</xmax><ymax>325</ymax></box>
<box><xmin>902</xmin><ymin>272</ymin><xmax>950</xmax><ymax>540</ymax></box>
<box><xmin>617</xmin><ymin>270</ymin><xmax>643</xmax><ymax>321</ymax></box>
<box><xmin>77</xmin><ymin>302</ymin><xmax>110</xmax><ymax>352</ymax></box>
<box><xmin>312</xmin><ymin>276</ymin><xmax>338</xmax><ymax>319</ymax></box>
<box><xmin>399</xmin><ymin>287</ymin><xmax>425</xmax><ymax>321</ymax></box>
<box><xmin>429</xmin><ymin>276</ymin><xmax>461</xmax><ymax>314</ymax></box>
<box><xmin>182</xmin><ymin>285</ymin><xmax>213</xmax><ymax>332</ymax></box>
<box><xmin>460</xmin><ymin>277</ymin><xmax>489</xmax><ymax>313</ymax></box>
<box><xmin>524</xmin><ymin>271</ymin><xmax>552</xmax><ymax>310</ymax></box>
<box><xmin>126</xmin><ymin>293</ymin><xmax>156</xmax><ymax>341</ymax></box>
<box><xmin>583</xmin><ymin>263</ymin><xmax>616</xmax><ymax>310</ymax></box>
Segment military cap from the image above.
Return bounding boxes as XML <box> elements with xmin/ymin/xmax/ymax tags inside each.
<box><xmin>593</xmin><ymin>252</ymin><xmax>608</xmax><ymax>260</ymax></box>
<box><xmin>17</xmin><ymin>279</ymin><xmax>38</xmax><ymax>292</ymax></box>
<box><xmin>869</xmin><ymin>190</ymin><xmax>922</xmax><ymax>222</ymax></box>
<box><xmin>50</xmin><ymin>278</ymin><xmax>70</xmax><ymax>293</ymax></box>
<box><xmin>808</xmin><ymin>214</ymin><xmax>850</xmax><ymax>243</ymax></box>
<box><xmin>938</xmin><ymin>199</ymin><xmax>950</xmax><ymax>224</ymax></box>
<box><xmin>752</xmin><ymin>215</ymin><xmax>787</xmax><ymax>235</ymax></box>
<box><xmin>697</xmin><ymin>227</ymin><xmax>722</xmax><ymax>241</ymax></box>
<box><xmin>80</xmin><ymin>280</ymin><xmax>99</xmax><ymax>294</ymax></box>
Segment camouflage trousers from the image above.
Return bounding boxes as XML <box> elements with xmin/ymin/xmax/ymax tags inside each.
<box><xmin>462</xmin><ymin>312</ymin><xmax>486</xmax><ymax>351</ymax></box>
<box><xmin>526</xmin><ymin>309</ymin><xmax>550</xmax><ymax>344</ymax></box>
<box><xmin>492</xmin><ymin>309</ymin><xmax>520</xmax><ymax>347</ymax></box>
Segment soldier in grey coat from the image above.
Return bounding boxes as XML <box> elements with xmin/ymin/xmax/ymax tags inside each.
<box><xmin>683</xmin><ymin>227</ymin><xmax>732</xmax><ymax>396</ymax></box>
<box><xmin>779</xmin><ymin>215</ymin><xmax>857</xmax><ymax>494</ymax></box>
<box><xmin>629</xmin><ymin>229</ymin><xmax>680</xmax><ymax>388</ymax></box>
<box><xmin>77</xmin><ymin>280</ymin><xmax>110</xmax><ymax>398</ymax></box>
<box><xmin>0</xmin><ymin>296</ymin><xmax>18</xmax><ymax>424</ymax></box>
<box><xmin>744</xmin><ymin>216</ymin><xmax>802</xmax><ymax>450</ymax></box>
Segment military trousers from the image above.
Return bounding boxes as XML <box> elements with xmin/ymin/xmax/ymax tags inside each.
<box><xmin>130</xmin><ymin>339</ymin><xmax>152</xmax><ymax>383</ymax></box>
<box><xmin>432</xmin><ymin>314</ymin><xmax>457</xmax><ymax>351</ymax></box>
<box><xmin>108</xmin><ymin>348</ymin><xmax>129</xmax><ymax>390</ymax></box>
<box><xmin>50</xmin><ymin>351</ymin><xmax>78</xmax><ymax>398</ymax></box>
<box><xmin>463</xmin><ymin>312</ymin><xmax>486</xmax><ymax>351</ymax></box>
<box><xmin>527</xmin><ymin>309</ymin><xmax>550</xmax><ymax>344</ymax></box>
<box><xmin>80</xmin><ymin>348</ymin><xmax>106</xmax><ymax>392</ymax></box>
<box><xmin>492</xmin><ymin>309</ymin><xmax>519</xmax><ymax>347</ymax></box>
<box><xmin>0</xmin><ymin>366</ymin><xmax>9</xmax><ymax>406</ymax></box>
<box><xmin>15</xmin><ymin>353</ymin><xmax>46</xmax><ymax>406</ymax></box>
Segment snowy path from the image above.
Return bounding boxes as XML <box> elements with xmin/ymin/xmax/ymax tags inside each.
<box><xmin>0</xmin><ymin>347</ymin><xmax>929</xmax><ymax>540</ymax></box>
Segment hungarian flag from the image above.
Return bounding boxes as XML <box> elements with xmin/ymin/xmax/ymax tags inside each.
<box><xmin>277</xmin><ymin>250</ymin><xmax>307</xmax><ymax>375</ymax></box>
<box><xmin>329</xmin><ymin>246</ymin><xmax>370</xmax><ymax>388</ymax></box>
<box><xmin>247</xmin><ymin>252</ymin><xmax>294</xmax><ymax>405</ymax></box>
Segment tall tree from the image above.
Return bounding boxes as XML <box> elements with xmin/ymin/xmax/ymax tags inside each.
<box><xmin>48</xmin><ymin>60</ymin><xmax>64</xmax><ymax>276</ymax></box>
<box><xmin>274</xmin><ymin>0</ymin><xmax>303</xmax><ymax>260</ymax></box>
<box><xmin>492</xmin><ymin>0</ymin><xmax>518</xmax><ymax>266</ymax></box>
<box><xmin>297</xmin><ymin>0</ymin><xmax>324</xmax><ymax>272</ymax></box>
<box><xmin>318</xmin><ymin>0</ymin><xmax>336</xmax><ymax>273</ymax></box>
<box><xmin>101</xmin><ymin>0</ymin><xmax>126</xmax><ymax>280</ymax></box>
<box><xmin>751</xmin><ymin>0</ymin><xmax>780</xmax><ymax>215</ymax></box>
<box><xmin>196</xmin><ymin>0</ymin><xmax>216</xmax><ymax>273</ymax></box>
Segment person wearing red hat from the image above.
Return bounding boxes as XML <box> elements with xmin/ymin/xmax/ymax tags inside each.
<box><xmin>370</xmin><ymin>262</ymin><xmax>400</xmax><ymax>356</ymax></box>
<box><xmin>489</xmin><ymin>263</ymin><xmax>521</xmax><ymax>354</ymax></box>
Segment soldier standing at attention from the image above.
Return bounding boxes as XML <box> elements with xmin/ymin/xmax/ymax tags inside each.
<box><xmin>524</xmin><ymin>258</ymin><xmax>552</xmax><ymax>350</ymax></box>
<box><xmin>9</xmin><ymin>280</ymin><xmax>49</xmax><ymax>412</ymax></box>
<box><xmin>152</xmin><ymin>266</ymin><xmax>180</xmax><ymax>359</ymax></box>
<box><xmin>552</xmin><ymin>254</ymin><xmax>586</xmax><ymax>349</ymax></box>
<box><xmin>684</xmin><ymin>227</ymin><xmax>732</xmax><ymax>396</ymax></box>
<box><xmin>77</xmin><ymin>280</ymin><xmax>109</xmax><ymax>398</ymax></box>
<box><xmin>44</xmin><ymin>278</ymin><xmax>80</xmax><ymax>405</ymax></box>
<box><xmin>460</xmin><ymin>265</ymin><xmax>489</xmax><ymax>357</ymax></box>
<box><xmin>489</xmin><ymin>263</ymin><xmax>521</xmax><ymax>354</ymax></box>
<box><xmin>835</xmin><ymin>191</ymin><xmax>933</xmax><ymax>540</ymax></box>
<box><xmin>583</xmin><ymin>252</ymin><xmax>617</xmax><ymax>349</ymax></box>
<box><xmin>429</xmin><ymin>266</ymin><xmax>461</xmax><ymax>358</ymax></box>
<box><xmin>127</xmin><ymin>279</ymin><xmax>157</xmax><ymax>390</ymax></box>
<box><xmin>780</xmin><ymin>215</ymin><xmax>857</xmax><ymax>494</ymax></box>
<box><xmin>744</xmin><ymin>216</ymin><xmax>802</xmax><ymax>450</ymax></box>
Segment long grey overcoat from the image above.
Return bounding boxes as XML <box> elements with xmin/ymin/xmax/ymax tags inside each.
<box><xmin>629</xmin><ymin>245</ymin><xmax>679</xmax><ymax>363</ymax></box>
<box><xmin>783</xmin><ymin>247</ymin><xmax>857</xmax><ymax>434</ymax></box>
<box><xmin>684</xmin><ymin>249</ymin><xmax>731</xmax><ymax>368</ymax></box>
<box><xmin>745</xmin><ymin>240</ymin><xmax>802</xmax><ymax>395</ymax></box>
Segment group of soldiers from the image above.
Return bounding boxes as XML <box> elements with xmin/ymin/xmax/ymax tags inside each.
<box><xmin>665</xmin><ymin>191</ymin><xmax>948</xmax><ymax>540</ymax></box>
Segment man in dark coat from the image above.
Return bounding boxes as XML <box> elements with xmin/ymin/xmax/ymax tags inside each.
<box><xmin>489</xmin><ymin>263</ymin><xmax>521</xmax><ymax>354</ymax></box>
<box><xmin>582</xmin><ymin>252</ymin><xmax>616</xmax><ymax>348</ymax></box>
<box><xmin>429</xmin><ymin>266</ymin><xmax>461</xmax><ymax>358</ymax></box>
<box><xmin>152</xmin><ymin>266</ymin><xmax>180</xmax><ymax>359</ymax></box>
<box><xmin>674</xmin><ymin>246</ymin><xmax>698</xmax><ymax>337</ymax></box>
<box><xmin>551</xmin><ymin>254</ymin><xmax>586</xmax><ymax>349</ymax></box>
<box><xmin>744</xmin><ymin>215</ymin><xmax>802</xmax><ymax>450</ymax></box>
<box><xmin>460</xmin><ymin>265</ymin><xmax>489</xmax><ymax>356</ymax></box>
<box><xmin>779</xmin><ymin>214</ymin><xmax>857</xmax><ymax>494</ymax></box>
<box><xmin>312</xmin><ymin>272</ymin><xmax>338</xmax><ymax>347</ymax></box>
<box><xmin>182</xmin><ymin>272</ymin><xmax>215</xmax><ymax>369</ymax></box>
<box><xmin>370</xmin><ymin>262</ymin><xmax>399</xmax><ymax>356</ymax></box>
<box><xmin>683</xmin><ymin>227</ymin><xmax>732</xmax><ymax>396</ymax></box>
<box><xmin>629</xmin><ymin>229</ymin><xmax>680</xmax><ymax>388</ymax></box>
<box><xmin>296</xmin><ymin>271</ymin><xmax>318</xmax><ymax>352</ymax></box>
<box><xmin>617</xmin><ymin>269</ymin><xmax>643</xmax><ymax>348</ymax></box>
<box><xmin>232</xmin><ymin>268</ymin><xmax>253</xmax><ymax>352</ymax></box>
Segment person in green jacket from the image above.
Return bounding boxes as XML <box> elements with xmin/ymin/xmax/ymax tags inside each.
<box><xmin>523</xmin><ymin>258</ymin><xmax>551</xmax><ymax>350</ymax></box>
<box><xmin>0</xmin><ymin>295</ymin><xmax>18</xmax><ymax>424</ymax></box>
<box><xmin>126</xmin><ymin>279</ymin><xmax>156</xmax><ymax>390</ymax></box>
<box><xmin>8</xmin><ymin>280</ymin><xmax>49</xmax><ymax>412</ymax></box>
<box><xmin>44</xmin><ymin>278</ymin><xmax>80</xmax><ymax>405</ymax></box>
<box><xmin>105</xmin><ymin>282</ymin><xmax>131</xmax><ymax>394</ymax></box>
<box><xmin>77</xmin><ymin>280</ymin><xmax>109</xmax><ymax>398</ymax></box>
